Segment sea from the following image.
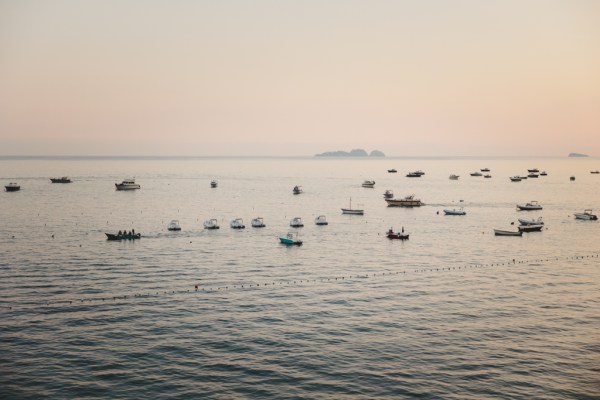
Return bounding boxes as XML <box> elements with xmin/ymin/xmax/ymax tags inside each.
<box><xmin>1</xmin><ymin>156</ymin><xmax>598</xmax><ymax>399</ymax></box>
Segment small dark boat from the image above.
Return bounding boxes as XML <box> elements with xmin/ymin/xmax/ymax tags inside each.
<box><xmin>527</xmin><ymin>173</ymin><xmax>539</xmax><ymax>178</ymax></box>
<box><xmin>5</xmin><ymin>182</ymin><xmax>20</xmax><ymax>192</ymax></box>
<box><xmin>386</xmin><ymin>227</ymin><xmax>409</xmax><ymax>240</ymax></box>
<box><xmin>106</xmin><ymin>232</ymin><xmax>141</xmax><ymax>240</ymax></box>
<box><xmin>570</xmin><ymin>176</ymin><xmax>576</xmax><ymax>181</ymax></box>
<box><xmin>481</xmin><ymin>168</ymin><xmax>490</xmax><ymax>172</ymax></box>
<box><xmin>528</xmin><ymin>168</ymin><xmax>540</xmax><ymax>173</ymax></box>
<box><xmin>591</xmin><ymin>171</ymin><xmax>599</xmax><ymax>174</ymax></box>
<box><xmin>387</xmin><ymin>169</ymin><xmax>397</xmax><ymax>173</ymax></box>
<box><xmin>518</xmin><ymin>224</ymin><xmax>544</xmax><ymax>232</ymax></box>
<box><xmin>540</xmin><ymin>171</ymin><xmax>547</xmax><ymax>176</ymax></box>
<box><xmin>50</xmin><ymin>177</ymin><xmax>72</xmax><ymax>183</ymax></box>
<box><xmin>293</xmin><ymin>185</ymin><xmax>302</xmax><ymax>194</ymax></box>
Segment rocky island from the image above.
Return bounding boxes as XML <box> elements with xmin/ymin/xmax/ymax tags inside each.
<box><xmin>315</xmin><ymin>148</ymin><xmax>385</xmax><ymax>157</ymax></box>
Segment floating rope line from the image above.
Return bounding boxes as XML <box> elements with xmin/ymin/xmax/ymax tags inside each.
<box><xmin>2</xmin><ymin>252</ymin><xmax>598</xmax><ymax>312</ymax></box>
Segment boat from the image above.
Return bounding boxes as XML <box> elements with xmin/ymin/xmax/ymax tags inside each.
<box><xmin>203</xmin><ymin>219</ymin><xmax>220</xmax><ymax>229</ymax></box>
<box><xmin>50</xmin><ymin>177</ymin><xmax>72</xmax><ymax>183</ymax></box>
<box><xmin>517</xmin><ymin>201</ymin><xmax>543</xmax><ymax>211</ymax></box>
<box><xmin>570</xmin><ymin>176</ymin><xmax>576</xmax><ymax>181</ymax></box>
<box><xmin>230</xmin><ymin>218</ymin><xmax>245</xmax><ymax>229</ymax></box>
<box><xmin>494</xmin><ymin>229</ymin><xmax>523</xmax><ymax>236</ymax></box>
<box><xmin>279</xmin><ymin>232</ymin><xmax>302</xmax><ymax>245</ymax></box>
<box><xmin>518</xmin><ymin>217</ymin><xmax>544</xmax><ymax>225</ymax></box>
<box><xmin>105</xmin><ymin>232</ymin><xmax>141</xmax><ymax>240</ymax></box>
<box><xmin>361</xmin><ymin>180</ymin><xmax>375</xmax><ymax>188</ymax></box>
<box><xmin>251</xmin><ymin>217</ymin><xmax>266</xmax><ymax>228</ymax></box>
<box><xmin>484</xmin><ymin>174</ymin><xmax>492</xmax><ymax>178</ymax></box>
<box><xmin>443</xmin><ymin>208</ymin><xmax>466</xmax><ymax>215</ymax></box>
<box><xmin>293</xmin><ymin>185</ymin><xmax>303</xmax><ymax>194</ymax></box>
<box><xmin>341</xmin><ymin>197</ymin><xmax>364</xmax><ymax>215</ymax></box>
<box><xmin>591</xmin><ymin>171</ymin><xmax>600</xmax><ymax>174</ymax></box>
<box><xmin>413</xmin><ymin>170</ymin><xmax>425</xmax><ymax>176</ymax></box>
<box><xmin>387</xmin><ymin>169</ymin><xmax>397</xmax><ymax>173</ymax></box>
<box><xmin>574</xmin><ymin>209</ymin><xmax>598</xmax><ymax>220</ymax></box>
<box><xmin>528</xmin><ymin>168</ymin><xmax>539</xmax><ymax>173</ymax></box>
<box><xmin>115</xmin><ymin>179</ymin><xmax>140</xmax><ymax>190</ymax></box>
<box><xmin>385</xmin><ymin>194</ymin><xmax>424</xmax><ymax>207</ymax></box>
<box><xmin>540</xmin><ymin>171</ymin><xmax>547</xmax><ymax>176</ymax></box>
<box><xmin>210</xmin><ymin>179</ymin><xmax>218</xmax><ymax>188</ymax></box>
<box><xmin>527</xmin><ymin>173</ymin><xmax>539</xmax><ymax>178</ymax></box>
<box><xmin>315</xmin><ymin>215</ymin><xmax>328</xmax><ymax>225</ymax></box>
<box><xmin>4</xmin><ymin>182</ymin><xmax>20</xmax><ymax>192</ymax></box>
<box><xmin>519</xmin><ymin>176</ymin><xmax>528</xmax><ymax>180</ymax></box>
<box><xmin>470</xmin><ymin>171</ymin><xmax>483</xmax><ymax>177</ymax></box>
<box><xmin>386</xmin><ymin>227</ymin><xmax>409</xmax><ymax>240</ymax></box>
<box><xmin>510</xmin><ymin>176</ymin><xmax>522</xmax><ymax>182</ymax></box>
<box><xmin>518</xmin><ymin>224</ymin><xmax>544</xmax><ymax>232</ymax></box>
<box><xmin>449</xmin><ymin>174</ymin><xmax>459</xmax><ymax>180</ymax></box>
<box><xmin>383</xmin><ymin>190</ymin><xmax>394</xmax><ymax>199</ymax></box>
<box><xmin>406</xmin><ymin>172</ymin><xmax>421</xmax><ymax>178</ymax></box>
<box><xmin>167</xmin><ymin>220</ymin><xmax>181</xmax><ymax>231</ymax></box>
<box><xmin>290</xmin><ymin>217</ymin><xmax>304</xmax><ymax>227</ymax></box>
<box><xmin>481</xmin><ymin>168</ymin><xmax>490</xmax><ymax>172</ymax></box>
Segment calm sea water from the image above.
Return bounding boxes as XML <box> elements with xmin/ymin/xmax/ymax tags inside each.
<box><xmin>1</xmin><ymin>157</ymin><xmax>599</xmax><ymax>399</ymax></box>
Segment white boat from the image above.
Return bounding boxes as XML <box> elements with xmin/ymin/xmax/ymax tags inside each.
<box><xmin>574</xmin><ymin>209</ymin><xmax>598</xmax><ymax>220</ymax></box>
<box><xmin>5</xmin><ymin>182</ymin><xmax>20</xmax><ymax>192</ymax></box>
<box><xmin>494</xmin><ymin>229</ymin><xmax>523</xmax><ymax>236</ymax></box>
<box><xmin>449</xmin><ymin>174</ymin><xmax>459</xmax><ymax>180</ymax></box>
<box><xmin>517</xmin><ymin>201</ymin><xmax>543</xmax><ymax>211</ymax></box>
<box><xmin>115</xmin><ymin>179</ymin><xmax>140</xmax><ymax>190</ymax></box>
<box><xmin>443</xmin><ymin>208</ymin><xmax>466</xmax><ymax>215</ymax></box>
<box><xmin>167</xmin><ymin>220</ymin><xmax>181</xmax><ymax>231</ymax></box>
<box><xmin>470</xmin><ymin>171</ymin><xmax>483</xmax><ymax>177</ymax></box>
<box><xmin>203</xmin><ymin>219</ymin><xmax>220</xmax><ymax>229</ymax></box>
<box><xmin>210</xmin><ymin>179</ymin><xmax>218</xmax><ymax>188</ymax></box>
<box><xmin>290</xmin><ymin>217</ymin><xmax>304</xmax><ymax>227</ymax></box>
<box><xmin>518</xmin><ymin>224</ymin><xmax>544</xmax><ymax>232</ymax></box>
<box><xmin>383</xmin><ymin>190</ymin><xmax>394</xmax><ymax>199</ymax></box>
<box><xmin>315</xmin><ymin>215</ymin><xmax>328</xmax><ymax>225</ymax></box>
<box><xmin>385</xmin><ymin>194</ymin><xmax>424</xmax><ymax>207</ymax></box>
<box><xmin>510</xmin><ymin>176</ymin><xmax>522</xmax><ymax>182</ymax></box>
<box><xmin>251</xmin><ymin>217</ymin><xmax>266</xmax><ymax>228</ymax></box>
<box><xmin>518</xmin><ymin>217</ymin><xmax>544</xmax><ymax>225</ymax></box>
<box><xmin>293</xmin><ymin>185</ymin><xmax>303</xmax><ymax>195</ymax></box>
<box><xmin>341</xmin><ymin>197</ymin><xmax>364</xmax><ymax>215</ymax></box>
<box><xmin>361</xmin><ymin>180</ymin><xmax>375</xmax><ymax>188</ymax></box>
<box><xmin>230</xmin><ymin>218</ymin><xmax>245</xmax><ymax>229</ymax></box>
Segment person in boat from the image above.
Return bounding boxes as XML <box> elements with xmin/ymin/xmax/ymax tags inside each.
<box><xmin>118</xmin><ymin>230</ymin><xmax>122</xmax><ymax>236</ymax></box>
<box><xmin>132</xmin><ymin>229</ymin><xmax>135</xmax><ymax>235</ymax></box>
<box><xmin>388</xmin><ymin>227</ymin><xmax>394</xmax><ymax>236</ymax></box>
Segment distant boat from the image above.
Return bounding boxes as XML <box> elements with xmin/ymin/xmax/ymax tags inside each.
<box><xmin>528</xmin><ymin>168</ymin><xmax>539</xmax><ymax>173</ymax></box>
<box><xmin>361</xmin><ymin>180</ymin><xmax>375</xmax><ymax>188</ymax></box>
<box><xmin>341</xmin><ymin>197</ymin><xmax>364</xmax><ymax>215</ymax></box>
<box><xmin>387</xmin><ymin>169</ymin><xmax>397</xmax><ymax>173</ymax></box>
<box><xmin>519</xmin><ymin>176</ymin><xmax>528</xmax><ymax>180</ymax></box>
<box><xmin>470</xmin><ymin>171</ymin><xmax>483</xmax><ymax>177</ymax></box>
<box><xmin>481</xmin><ymin>168</ymin><xmax>490</xmax><ymax>172</ymax></box>
<box><xmin>443</xmin><ymin>208</ymin><xmax>466</xmax><ymax>215</ymax></box>
<box><xmin>510</xmin><ymin>176</ymin><xmax>522</xmax><ymax>182</ymax></box>
<box><xmin>385</xmin><ymin>194</ymin><xmax>424</xmax><ymax>207</ymax></box>
<box><xmin>386</xmin><ymin>227</ymin><xmax>409</xmax><ymax>240</ymax></box>
<box><xmin>484</xmin><ymin>174</ymin><xmax>492</xmax><ymax>178</ymax></box>
<box><xmin>230</xmin><ymin>218</ymin><xmax>245</xmax><ymax>229</ymax></box>
<box><xmin>4</xmin><ymin>182</ymin><xmax>20</xmax><ymax>192</ymax></box>
<box><xmin>203</xmin><ymin>219</ymin><xmax>220</xmax><ymax>229</ymax></box>
<box><xmin>570</xmin><ymin>176</ymin><xmax>576</xmax><ymax>181</ymax></box>
<box><xmin>494</xmin><ymin>229</ymin><xmax>523</xmax><ymax>237</ymax></box>
<box><xmin>574</xmin><ymin>209</ymin><xmax>598</xmax><ymax>220</ymax></box>
<box><xmin>279</xmin><ymin>232</ymin><xmax>303</xmax><ymax>246</ymax></box>
<box><xmin>315</xmin><ymin>215</ymin><xmax>328</xmax><ymax>225</ymax></box>
<box><xmin>293</xmin><ymin>185</ymin><xmax>303</xmax><ymax>195</ymax></box>
<box><xmin>50</xmin><ymin>177</ymin><xmax>72</xmax><ymax>183</ymax></box>
<box><xmin>106</xmin><ymin>232</ymin><xmax>141</xmax><ymax>240</ymax></box>
<box><xmin>383</xmin><ymin>190</ymin><xmax>394</xmax><ymax>199</ymax></box>
<box><xmin>167</xmin><ymin>220</ymin><xmax>181</xmax><ymax>231</ymax></box>
<box><xmin>591</xmin><ymin>171</ymin><xmax>599</xmax><ymax>174</ymax></box>
<box><xmin>517</xmin><ymin>201</ymin><xmax>543</xmax><ymax>211</ymax></box>
<box><xmin>540</xmin><ymin>171</ymin><xmax>548</xmax><ymax>176</ymax></box>
<box><xmin>210</xmin><ymin>179</ymin><xmax>218</xmax><ymax>188</ymax></box>
<box><xmin>406</xmin><ymin>172</ymin><xmax>421</xmax><ymax>178</ymax></box>
<box><xmin>518</xmin><ymin>217</ymin><xmax>543</xmax><ymax>226</ymax></box>
<box><xmin>251</xmin><ymin>217</ymin><xmax>266</xmax><ymax>228</ymax></box>
<box><xmin>527</xmin><ymin>173</ymin><xmax>539</xmax><ymax>178</ymax></box>
<box><xmin>518</xmin><ymin>224</ymin><xmax>544</xmax><ymax>232</ymax></box>
<box><xmin>449</xmin><ymin>174</ymin><xmax>459</xmax><ymax>180</ymax></box>
<box><xmin>290</xmin><ymin>217</ymin><xmax>304</xmax><ymax>227</ymax></box>
<box><xmin>115</xmin><ymin>179</ymin><xmax>140</xmax><ymax>190</ymax></box>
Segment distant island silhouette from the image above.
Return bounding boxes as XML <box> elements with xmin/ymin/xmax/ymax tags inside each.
<box><xmin>568</xmin><ymin>152</ymin><xmax>588</xmax><ymax>157</ymax></box>
<box><xmin>315</xmin><ymin>149</ymin><xmax>385</xmax><ymax>157</ymax></box>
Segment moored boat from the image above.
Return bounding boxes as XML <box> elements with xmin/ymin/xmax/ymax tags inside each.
<box><xmin>5</xmin><ymin>182</ymin><xmax>20</xmax><ymax>192</ymax></box>
<box><xmin>115</xmin><ymin>179</ymin><xmax>140</xmax><ymax>190</ymax></box>
<box><xmin>315</xmin><ymin>215</ymin><xmax>328</xmax><ymax>225</ymax></box>
<box><xmin>290</xmin><ymin>217</ymin><xmax>304</xmax><ymax>227</ymax></box>
<box><xmin>386</xmin><ymin>227</ymin><xmax>409</xmax><ymax>240</ymax></box>
<box><xmin>251</xmin><ymin>217</ymin><xmax>266</xmax><ymax>228</ymax></box>
<box><xmin>105</xmin><ymin>232</ymin><xmax>141</xmax><ymax>240</ymax></box>
<box><xmin>443</xmin><ymin>208</ymin><xmax>466</xmax><ymax>215</ymax></box>
<box><xmin>591</xmin><ymin>171</ymin><xmax>599</xmax><ymax>174</ymax></box>
<box><xmin>406</xmin><ymin>172</ymin><xmax>421</xmax><ymax>178</ymax></box>
<box><xmin>449</xmin><ymin>174</ymin><xmax>459</xmax><ymax>180</ymax></box>
<box><xmin>484</xmin><ymin>174</ymin><xmax>492</xmax><ymax>178</ymax></box>
<box><xmin>203</xmin><ymin>219</ymin><xmax>220</xmax><ymax>229</ymax></box>
<box><xmin>386</xmin><ymin>194</ymin><xmax>424</xmax><ymax>207</ymax></box>
<box><xmin>210</xmin><ymin>179</ymin><xmax>218</xmax><ymax>188</ymax></box>
<box><xmin>518</xmin><ymin>224</ymin><xmax>544</xmax><ymax>232</ymax></box>
<box><xmin>470</xmin><ymin>171</ymin><xmax>483</xmax><ymax>177</ymax></box>
<box><xmin>341</xmin><ymin>197</ymin><xmax>364</xmax><ymax>215</ymax></box>
<box><xmin>528</xmin><ymin>168</ymin><xmax>539</xmax><ymax>173</ymax></box>
<box><xmin>167</xmin><ymin>220</ymin><xmax>181</xmax><ymax>231</ymax></box>
<box><xmin>527</xmin><ymin>173</ymin><xmax>539</xmax><ymax>178</ymax></box>
<box><xmin>387</xmin><ymin>169</ymin><xmax>397</xmax><ymax>173</ymax></box>
<box><xmin>279</xmin><ymin>232</ymin><xmax>302</xmax><ymax>245</ymax></box>
<box><xmin>510</xmin><ymin>176</ymin><xmax>522</xmax><ymax>182</ymax></box>
<box><xmin>518</xmin><ymin>217</ymin><xmax>543</xmax><ymax>225</ymax></box>
<box><xmin>540</xmin><ymin>171</ymin><xmax>547</xmax><ymax>176</ymax></box>
<box><xmin>574</xmin><ymin>209</ymin><xmax>598</xmax><ymax>220</ymax></box>
<box><xmin>383</xmin><ymin>190</ymin><xmax>393</xmax><ymax>199</ymax></box>
<box><xmin>293</xmin><ymin>185</ymin><xmax>303</xmax><ymax>194</ymax></box>
<box><xmin>481</xmin><ymin>168</ymin><xmax>490</xmax><ymax>172</ymax></box>
<box><xmin>517</xmin><ymin>201</ymin><xmax>543</xmax><ymax>211</ymax></box>
<box><xmin>570</xmin><ymin>176</ymin><xmax>576</xmax><ymax>181</ymax></box>
<box><xmin>50</xmin><ymin>177</ymin><xmax>72</xmax><ymax>183</ymax></box>
<box><xmin>361</xmin><ymin>180</ymin><xmax>375</xmax><ymax>188</ymax></box>
<box><xmin>230</xmin><ymin>218</ymin><xmax>245</xmax><ymax>229</ymax></box>
<box><xmin>494</xmin><ymin>229</ymin><xmax>523</xmax><ymax>236</ymax></box>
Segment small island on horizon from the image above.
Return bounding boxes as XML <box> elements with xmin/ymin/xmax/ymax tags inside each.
<box><xmin>315</xmin><ymin>148</ymin><xmax>385</xmax><ymax>157</ymax></box>
<box><xmin>568</xmin><ymin>152</ymin><xmax>589</xmax><ymax>158</ymax></box>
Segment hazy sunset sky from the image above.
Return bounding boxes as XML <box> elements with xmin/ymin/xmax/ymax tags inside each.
<box><xmin>1</xmin><ymin>0</ymin><xmax>599</xmax><ymax>156</ymax></box>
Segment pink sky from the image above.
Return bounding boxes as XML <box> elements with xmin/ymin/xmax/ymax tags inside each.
<box><xmin>1</xmin><ymin>0</ymin><xmax>599</xmax><ymax>156</ymax></box>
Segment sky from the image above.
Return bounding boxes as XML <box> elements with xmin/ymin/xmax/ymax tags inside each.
<box><xmin>0</xmin><ymin>0</ymin><xmax>599</xmax><ymax>156</ymax></box>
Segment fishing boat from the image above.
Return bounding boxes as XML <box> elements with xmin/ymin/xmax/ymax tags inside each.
<box><xmin>341</xmin><ymin>197</ymin><xmax>364</xmax><ymax>215</ymax></box>
<box><xmin>574</xmin><ymin>209</ymin><xmax>598</xmax><ymax>220</ymax></box>
<box><xmin>203</xmin><ymin>219</ymin><xmax>220</xmax><ymax>229</ymax></box>
<box><xmin>518</xmin><ymin>217</ymin><xmax>544</xmax><ymax>225</ymax></box>
<box><xmin>315</xmin><ymin>215</ymin><xmax>328</xmax><ymax>225</ymax></box>
<box><xmin>470</xmin><ymin>171</ymin><xmax>483</xmax><ymax>177</ymax></box>
<box><xmin>386</xmin><ymin>227</ymin><xmax>409</xmax><ymax>240</ymax></box>
<box><xmin>443</xmin><ymin>208</ymin><xmax>466</xmax><ymax>215</ymax></box>
<box><xmin>528</xmin><ymin>168</ymin><xmax>540</xmax><ymax>173</ymax></box>
<box><xmin>406</xmin><ymin>172</ymin><xmax>421</xmax><ymax>178</ymax></box>
<box><xmin>293</xmin><ymin>185</ymin><xmax>303</xmax><ymax>194</ymax></box>
<box><xmin>105</xmin><ymin>232</ymin><xmax>141</xmax><ymax>240</ymax></box>
<box><xmin>449</xmin><ymin>174</ymin><xmax>459</xmax><ymax>180</ymax></box>
<box><xmin>210</xmin><ymin>179</ymin><xmax>218</xmax><ymax>188</ymax></box>
<box><xmin>115</xmin><ymin>179</ymin><xmax>140</xmax><ymax>190</ymax></box>
<box><xmin>290</xmin><ymin>217</ymin><xmax>304</xmax><ymax>227</ymax></box>
<box><xmin>387</xmin><ymin>169</ymin><xmax>397</xmax><ymax>173</ymax></box>
<box><xmin>385</xmin><ymin>194</ymin><xmax>424</xmax><ymax>207</ymax></box>
<box><xmin>4</xmin><ymin>182</ymin><xmax>20</xmax><ymax>192</ymax></box>
<box><xmin>510</xmin><ymin>176</ymin><xmax>522</xmax><ymax>182</ymax></box>
<box><xmin>251</xmin><ymin>217</ymin><xmax>266</xmax><ymax>227</ymax></box>
<box><xmin>361</xmin><ymin>180</ymin><xmax>375</xmax><ymax>188</ymax></box>
<box><xmin>527</xmin><ymin>173</ymin><xmax>539</xmax><ymax>178</ymax></box>
<box><xmin>279</xmin><ymin>232</ymin><xmax>303</xmax><ymax>246</ymax></box>
<box><xmin>540</xmin><ymin>171</ymin><xmax>548</xmax><ymax>176</ymax></box>
<box><xmin>494</xmin><ymin>229</ymin><xmax>523</xmax><ymax>237</ymax></box>
<box><xmin>481</xmin><ymin>168</ymin><xmax>490</xmax><ymax>172</ymax></box>
<box><xmin>230</xmin><ymin>218</ymin><xmax>245</xmax><ymax>229</ymax></box>
<box><xmin>518</xmin><ymin>224</ymin><xmax>544</xmax><ymax>232</ymax></box>
<box><xmin>383</xmin><ymin>190</ymin><xmax>394</xmax><ymax>199</ymax></box>
<box><xmin>167</xmin><ymin>220</ymin><xmax>181</xmax><ymax>231</ymax></box>
<box><xmin>517</xmin><ymin>201</ymin><xmax>543</xmax><ymax>211</ymax></box>
<box><xmin>50</xmin><ymin>177</ymin><xmax>72</xmax><ymax>183</ymax></box>
<box><xmin>484</xmin><ymin>174</ymin><xmax>492</xmax><ymax>178</ymax></box>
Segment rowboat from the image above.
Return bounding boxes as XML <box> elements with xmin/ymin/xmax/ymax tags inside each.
<box><xmin>518</xmin><ymin>224</ymin><xmax>544</xmax><ymax>232</ymax></box>
<box><xmin>386</xmin><ymin>194</ymin><xmax>424</xmax><ymax>207</ymax></box>
<box><xmin>105</xmin><ymin>232</ymin><xmax>141</xmax><ymax>240</ymax></box>
<box><xmin>574</xmin><ymin>210</ymin><xmax>598</xmax><ymax>220</ymax></box>
<box><xmin>517</xmin><ymin>201</ymin><xmax>542</xmax><ymax>211</ymax></box>
<box><xmin>342</xmin><ymin>197</ymin><xmax>364</xmax><ymax>215</ymax></box>
<box><xmin>494</xmin><ymin>229</ymin><xmax>523</xmax><ymax>236</ymax></box>
<box><xmin>279</xmin><ymin>232</ymin><xmax>302</xmax><ymax>245</ymax></box>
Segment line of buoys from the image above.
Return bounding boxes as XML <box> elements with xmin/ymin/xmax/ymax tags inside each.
<box><xmin>3</xmin><ymin>252</ymin><xmax>598</xmax><ymax>312</ymax></box>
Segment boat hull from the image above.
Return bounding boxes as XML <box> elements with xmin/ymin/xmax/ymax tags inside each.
<box><xmin>387</xmin><ymin>233</ymin><xmax>409</xmax><ymax>240</ymax></box>
<box><xmin>443</xmin><ymin>209</ymin><xmax>466</xmax><ymax>215</ymax></box>
<box><xmin>574</xmin><ymin>214</ymin><xmax>598</xmax><ymax>220</ymax></box>
<box><xmin>115</xmin><ymin>184</ymin><xmax>140</xmax><ymax>190</ymax></box>
<box><xmin>518</xmin><ymin>224</ymin><xmax>544</xmax><ymax>232</ymax></box>
<box><xmin>279</xmin><ymin>238</ymin><xmax>302</xmax><ymax>245</ymax></box>
<box><xmin>5</xmin><ymin>186</ymin><xmax>20</xmax><ymax>192</ymax></box>
<box><xmin>50</xmin><ymin>178</ymin><xmax>72</xmax><ymax>183</ymax></box>
<box><xmin>494</xmin><ymin>230</ymin><xmax>523</xmax><ymax>236</ymax></box>
<box><xmin>341</xmin><ymin>208</ymin><xmax>364</xmax><ymax>215</ymax></box>
<box><xmin>386</xmin><ymin>199</ymin><xmax>423</xmax><ymax>207</ymax></box>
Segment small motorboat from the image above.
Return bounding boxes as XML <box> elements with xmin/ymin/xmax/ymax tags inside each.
<box><xmin>279</xmin><ymin>232</ymin><xmax>302</xmax><ymax>246</ymax></box>
<box><xmin>293</xmin><ymin>185</ymin><xmax>303</xmax><ymax>195</ymax></box>
<box><xmin>481</xmin><ymin>168</ymin><xmax>490</xmax><ymax>172</ymax></box>
<box><xmin>591</xmin><ymin>171</ymin><xmax>600</xmax><ymax>174</ymax></box>
<box><xmin>443</xmin><ymin>208</ymin><xmax>466</xmax><ymax>215</ymax></box>
<box><xmin>230</xmin><ymin>218</ymin><xmax>245</xmax><ymax>229</ymax></box>
<box><xmin>210</xmin><ymin>179</ymin><xmax>218</xmax><ymax>188</ymax></box>
<box><xmin>386</xmin><ymin>227</ymin><xmax>409</xmax><ymax>240</ymax></box>
<box><xmin>574</xmin><ymin>209</ymin><xmax>598</xmax><ymax>220</ymax></box>
<box><xmin>50</xmin><ymin>177</ymin><xmax>72</xmax><ymax>183</ymax></box>
<box><xmin>167</xmin><ymin>220</ymin><xmax>181</xmax><ymax>231</ymax></box>
<box><xmin>449</xmin><ymin>174</ymin><xmax>459</xmax><ymax>180</ymax></box>
<box><xmin>387</xmin><ymin>169</ymin><xmax>397</xmax><ymax>173</ymax></box>
<box><xmin>494</xmin><ymin>229</ymin><xmax>523</xmax><ymax>237</ymax></box>
<box><xmin>540</xmin><ymin>171</ymin><xmax>548</xmax><ymax>176</ymax></box>
<box><xmin>414</xmin><ymin>170</ymin><xmax>425</xmax><ymax>176</ymax></box>
<box><xmin>361</xmin><ymin>180</ymin><xmax>375</xmax><ymax>188</ymax></box>
<box><xmin>383</xmin><ymin>190</ymin><xmax>394</xmax><ymax>199</ymax></box>
<box><xmin>518</xmin><ymin>224</ymin><xmax>544</xmax><ymax>232</ymax></box>
<box><xmin>5</xmin><ymin>182</ymin><xmax>20</xmax><ymax>192</ymax></box>
<box><xmin>484</xmin><ymin>174</ymin><xmax>492</xmax><ymax>178</ymax></box>
<box><xmin>519</xmin><ymin>176</ymin><xmax>528</xmax><ymax>180</ymax></box>
<box><xmin>510</xmin><ymin>176</ymin><xmax>522</xmax><ymax>182</ymax></box>
<box><xmin>570</xmin><ymin>176</ymin><xmax>576</xmax><ymax>181</ymax></box>
<box><xmin>527</xmin><ymin>173</ymin><xmax>539</xmax><ymax>178</ymax></box>
<box><xmin>106</xmin><ymin>232</ymin><xmax>141</xmax><ymax>240</ymax></box>
<box><xmin>203</xmin><ymin>219</ymin><xmax>220</xmax><ymax>229</ymax></box>
<box><xmin>385</xmin><ymin>194</ymin><xmax>424</xmax><ymax>207</ymax></box>
<box><xmin>341</xmin><ymin>197</ymin><xmax>364</xmax><ymax>215</ymax></box>
<box><xmin>251</xmin><ymin>217</ymin><xmax>266</xmax><ymax>228</ymax></box>
<box><xmin>115</xmin><ymin>179</ymin><xmax>140</xmax><ymax>190</ymax></box>
<box><xmin>406</xmin><ymin>172</ymin><xmax>421</xmax><ymax>178</ymax></box>
<box><xmin>517</xmin><ymin>201</ymin><xmax>543</xmax><ymax>211</ymax></box>
<box><xmin>518</xmin><ymin>217</ymin><xmax>543</xmax><ymax>225</ymax></box>
<box><xmin>528</xmin><ymin>168</ymin><xmax>540</xmax><ymax>173</ymax></box>
<box><xmin>290</xmin><ymin>217</ymin><xmax>304</xmax><ymax>227</ymax></box>
<box><xmin>315</xmin><ymin>215</ymin><xmax>328</xmax><ymax>225</ymax></box>
<box><xmin>470</xmin><ymin>171</ymin><xmax>483</xmax><ymax>177</ymax></box>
